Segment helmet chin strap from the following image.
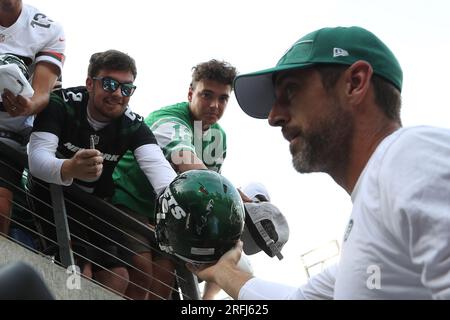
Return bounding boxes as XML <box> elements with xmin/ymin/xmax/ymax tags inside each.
<box><xmin>254</xmin><ymin>222</ymin><xmax>284</xmax><ymax>260</ymax></box>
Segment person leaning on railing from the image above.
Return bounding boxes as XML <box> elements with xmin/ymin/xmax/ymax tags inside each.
<box><xmin>27</xmin><ymin>49</ymin><xmax>176</xmax><ymax>296</ymax></box>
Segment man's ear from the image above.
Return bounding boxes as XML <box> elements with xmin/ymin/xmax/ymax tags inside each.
<box><xmin>188</xmin><ymin>85</ymin><xmax>193</xmax><ymax>102</ymax></box>
<box><xmin>344</xmin><ymin>60</ymin><xmax>373</xmax><ymax>105</ymax></box>
<box><xmin>86</xmin><ymin>77</ymin><xmax>94</xmax><ymax>92</ymax></box>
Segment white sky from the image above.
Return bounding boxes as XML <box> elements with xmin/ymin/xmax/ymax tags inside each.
<box><xmin>28</xmin><ymin>0</ymin><xmax>450</xmax><ymax>294</ymax></box>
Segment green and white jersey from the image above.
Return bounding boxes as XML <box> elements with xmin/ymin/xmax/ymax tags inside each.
<box><xmin>148</xmin><ymin>102</ymin><xmax>226</xmax><ymax>172</ymax></box>
<box><xmin>112</xmin><ymin>102</ymin><xmax>227</xmax><ymax>222</ymax></box>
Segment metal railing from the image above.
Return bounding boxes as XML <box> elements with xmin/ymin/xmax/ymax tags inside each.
<box><xmin>300</xmin><ymin>240</ymin><xmax>340</xmax><ymax>279</ymax></box>
<box><xmin>0</xmin><ymin>140</ymin><xmax>200</xmax><ymax>300</ymax></box>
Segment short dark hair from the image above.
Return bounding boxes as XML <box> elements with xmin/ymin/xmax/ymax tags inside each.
<box><xmin>371</xmin><ymin>76</ymin><xmax>402</xmax><ymax>123</ymax></box>
<box><xmin>88</xmin><ymin>49</ymin><xmax>137</xmax><ymax>79</ymax></box>
<box><xmin>315</xmin><ymin>64</ymin><xmax>402</xmax><ymax>123</ymax></box>
<box><xmin>191</xmin><ymin>59</ymin><xmax>237</xmax><ymax>90</ymax></box>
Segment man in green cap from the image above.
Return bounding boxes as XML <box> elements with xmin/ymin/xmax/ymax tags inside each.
<box><xmin>189</xmin><ymin>26</ymin><xmax>450</xmax><ymax>299</ymax></box>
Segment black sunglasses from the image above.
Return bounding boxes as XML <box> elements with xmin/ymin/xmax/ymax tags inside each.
<box><xmin>92</xmin><ymin>76</ymin><xmax>136</xmax><ymax>97</ymax></box>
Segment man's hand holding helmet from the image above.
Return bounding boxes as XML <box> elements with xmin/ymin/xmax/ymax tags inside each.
<box><xmin>155</xmin><ymin>169</ymin><xmax>245</xmax><ymax>264</ymax></box>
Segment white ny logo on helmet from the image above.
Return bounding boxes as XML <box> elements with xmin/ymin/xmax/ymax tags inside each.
<box><xmin>160</xmin><ymin>187</ymin><xmax>187</xmax><ymax>220</ymax></box>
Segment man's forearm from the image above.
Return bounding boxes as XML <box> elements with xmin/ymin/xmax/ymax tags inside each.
<box><xmin>60</xmin><ymin>159</ymin><xmax>74</xmax><ymax>183</ymax></box>
<box><xmin>28</xmin><ymin>132</ymin><xmax>71</xmax><ymax>185</ymax></box>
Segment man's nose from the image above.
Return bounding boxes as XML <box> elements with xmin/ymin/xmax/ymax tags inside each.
<box><xmin>268</xmin><ymin>103</ymin><xmax>287</xmax><ymax>127</ymax></box>
<box><xmin>210</xmin><ymin>98</ymin><xmax>219</xmax><ymax>109</ymax></box>
<box><xmin>111</xmin><ymin>86</ymin><xmax>123</xmax><ymax>97</ymax></box>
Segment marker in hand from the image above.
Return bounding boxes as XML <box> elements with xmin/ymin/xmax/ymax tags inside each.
<box><xmin>90</xmin><ymin>135</ymin><xmax>96</xmax><ymax>149</ymax></box>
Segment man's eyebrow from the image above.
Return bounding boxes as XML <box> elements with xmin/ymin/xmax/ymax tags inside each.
<box><xmin>201</xmin><ymin>89</ymin><xmax>230</xmax><ymax>98</ymax></box>
<box><xmin>274</xmin><ymin>69</ymin><xmax>310</xmax><ymax>89</ymax></box>
<box><xmin>273</xmin><ymin>72</ymin><xmax>295</xmax><ymax>87</ymax></box>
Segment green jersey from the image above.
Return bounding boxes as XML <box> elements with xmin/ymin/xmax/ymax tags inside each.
<box><xmin>112</xmin><ymin>102</ymin><xmax>227</xmax><ymax>223</ymax></box>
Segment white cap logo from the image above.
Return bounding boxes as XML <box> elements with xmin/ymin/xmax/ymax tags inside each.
<box><xmin>333</xmin><ymin>48</ymin><xmax>349</xmax><ymax>57</ymax></box>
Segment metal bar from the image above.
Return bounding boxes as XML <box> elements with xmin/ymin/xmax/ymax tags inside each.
<box><xmin>65</xmin><ymin>184</ymin><xmax>200</xmax><ymax>299</ymax></box>
<box><xmin>49</xmin><ymin>184</ymin><xmax>74</xmax><ymax>268</ymax></box>
<box><xmin>175</xmin><ymin>264</ymin><xmax>200</xmax><ymax>300</ymax></box>
<box><xmin>0</xmin><ymin>140</ymin><xmax>200</xmax><ymax>299</ymax></box>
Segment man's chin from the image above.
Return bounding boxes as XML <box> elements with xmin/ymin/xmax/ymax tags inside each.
<box><xmin>291</xmin><ymin>148</ymin><xmax>313</xmax><ymax>173</ymax></box>
<box><xmin>205</xmin><ymin>115</ymin><xmax>219</xmax><ymax>124</ymax></box>
<box><xmin>201</xmin><ymin>121</ymin><xmax>215</xmax><ymax>130</ymax></box>
<box><xmin>292</xmin><ymin>157</ymin><xmax>311</xmax><ymax>173</ymax></box>
<box><xmin>289</xmin><ymin>142</ymin><xmax>302</xmax><ymax>157</ymax></box>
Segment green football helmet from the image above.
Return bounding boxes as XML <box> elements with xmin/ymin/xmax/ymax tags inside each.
<box><xmin>0</xmin><ymin>54</ymin><xmax>30</xmax><ymax>80</ymax></box>
<box><xmin>155</xmin><ymin>170</ymin><xmax>245</xmax><ymax>264</ymax></box>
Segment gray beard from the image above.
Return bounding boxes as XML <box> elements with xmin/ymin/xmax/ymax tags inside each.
<box><xmin>292</xmin><ymin>143</ymin><xmax>317</xmax><ymax>173</ymax></box>
<box><xmin>291</xmin><ymin>104</ymin><xmax>354</xmax><ymax>175</ymax></box>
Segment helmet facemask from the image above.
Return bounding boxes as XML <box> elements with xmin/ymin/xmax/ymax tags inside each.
<box><xmin>0</xmin><ymin>54</ymin><xmax>30</xmax><ymax>80</ymax></box>
<box><xmin>0</xmin><ymin>54</ymin><xmax>33</xmax><ymax>98</ymax></box>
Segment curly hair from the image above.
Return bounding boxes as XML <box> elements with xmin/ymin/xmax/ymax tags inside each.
<box><xmin>191</xmin><ymin>59</ymin><xmax>237</xmax><ymax>90</ymax></box>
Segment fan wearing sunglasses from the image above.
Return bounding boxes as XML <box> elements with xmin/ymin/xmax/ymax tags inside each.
<box><xmin>26</xmin><ymin>49</ymin><xmax>177</xmax><ymax>296</ymax></box>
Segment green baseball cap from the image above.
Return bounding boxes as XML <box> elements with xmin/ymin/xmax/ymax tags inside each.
<box><xmin>234</xmin><ymin>26</ymin><xmax>403</xmax><ymax>119</ymax></box>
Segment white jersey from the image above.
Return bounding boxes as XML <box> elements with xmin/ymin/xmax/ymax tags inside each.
<box><xmin>240</xmin><ymin>126</ymin><xmax>450</xmax><ymax>300</ymax></box>
<box><xmin>0</xmin><ymin>4</ymin><xmax>65</xmax><ymax>150</ymax></box>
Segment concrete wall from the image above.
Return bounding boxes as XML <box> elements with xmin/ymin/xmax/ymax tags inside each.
<box><xmin>0</xmin><ymin>236</ymin><xmax>122</xmax><ymax>300</ymax></box>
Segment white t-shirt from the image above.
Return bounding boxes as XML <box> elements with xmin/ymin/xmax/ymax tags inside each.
<box><xmin>240</xmin><ymin>126</ymin><xmax>450</xmax><ymax>300</ymax></box>
<box><xmin>0</xmin><ymin>4</ymin><xmax>65</xmax><ymax>150</ymax></box>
